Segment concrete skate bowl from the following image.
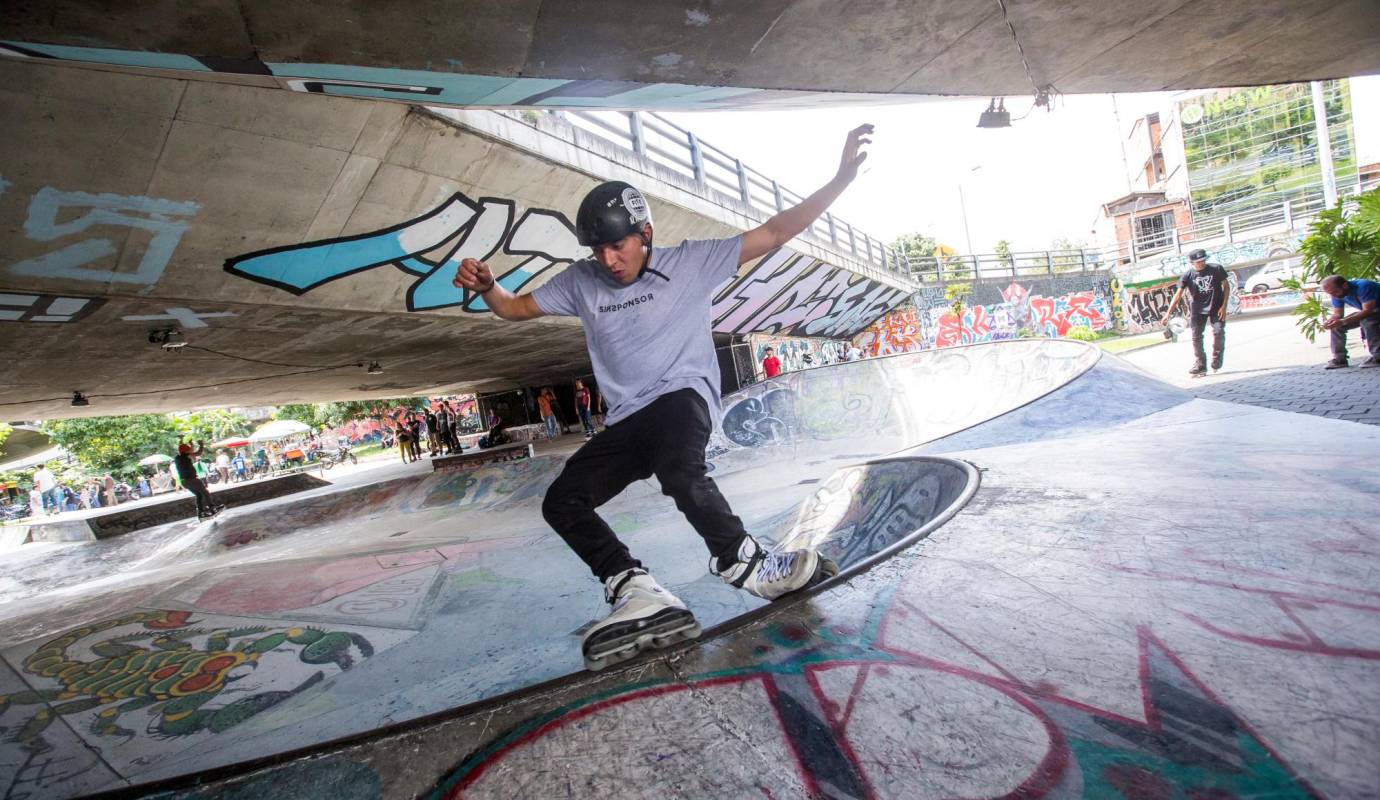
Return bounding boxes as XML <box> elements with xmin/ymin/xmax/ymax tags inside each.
<box><xmin>0</xmin><ymin>340</ymin><xmax>1192</xmax><ymax>798</ymax></box>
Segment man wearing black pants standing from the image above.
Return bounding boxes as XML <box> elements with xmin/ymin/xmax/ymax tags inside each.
<box><xmin>1162</xmin><ymin>248</ymin><xmax>1230</xmax><ymax>376</ymax></box>
<box><xmin>454</xmin><ymin>124</ymin><xmax>872</xmax><ymax>669</ymax></box>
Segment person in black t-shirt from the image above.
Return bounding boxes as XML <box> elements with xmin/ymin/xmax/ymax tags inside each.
<box><xmin>175</xmin><ymin>441</ymin><xmax>221</xmax><ymax>519</ymax></box>
<box><xmin>1162</xmin><ymin>249</ymin><xmax>1230</xmax><ymax>376</ymax></box>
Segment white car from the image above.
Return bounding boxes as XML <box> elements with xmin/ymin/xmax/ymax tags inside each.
<box><xmin>1247</xmin><ymin>256</ymin><xmax>1305</xmax><ymax>293</ymax></box>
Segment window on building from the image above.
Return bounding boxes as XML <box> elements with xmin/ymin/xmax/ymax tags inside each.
<box><xmin>1135</xmin><ymin>211</ymin><xmax>1176</xmax><ymax>251</ymax></box>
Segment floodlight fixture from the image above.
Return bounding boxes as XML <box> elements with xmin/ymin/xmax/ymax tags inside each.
<box><xmin>977</xmin><ymin>98</ymin><xmax>1011</xmax><ymax>129</ymax></box>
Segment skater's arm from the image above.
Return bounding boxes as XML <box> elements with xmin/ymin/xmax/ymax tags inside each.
<box><xmin>452</xmin><ymin>258</ymin><xmax>545</xmax><ymax>321</ymax></box>
<box><xmin>740</xmin><ymin>124</ymin><xmax>873</xmax><ymax>265</ymax></box>
<box><xmin>1161</xmin><ymin>287</ymin><xmax>1185</xmax><ymax>325</ymax></box>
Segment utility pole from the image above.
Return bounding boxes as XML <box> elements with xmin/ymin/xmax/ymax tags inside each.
<box><xmin>1310</xmin><ymin>81</ymin><xmax>1338</xmax><ymax>208</ymax></box>
<box><xmin>959</xmin><ymin>184</ymin><xmax>974</xmax><ymax>256</ymax></box>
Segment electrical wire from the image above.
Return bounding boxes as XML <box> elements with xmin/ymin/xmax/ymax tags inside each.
<box><xmin>179</xmin><ymin>344</ymin><xmax>354</xmax><ymax>370</ymax></box>
<box><xmin>995</xmin><ymin>0</ymin><xmax>1040</xmax><ymax>95</ymax></box>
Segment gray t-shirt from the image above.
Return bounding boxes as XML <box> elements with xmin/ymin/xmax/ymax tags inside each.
<box><xmin>532</xmin><ymin>236</ymin><xmax>742</xmax><ymax>426</ymax></box>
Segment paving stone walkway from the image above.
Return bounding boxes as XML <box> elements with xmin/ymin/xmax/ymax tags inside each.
<box><xmin>1191</xmin><ymin>362</ymin><xmax>1380</xmax><ymax>424</ymax></box>
<box><xmin>1117</xmin><ymin>311</ymin><xmax>1380</xmax><ymax>426</ymax></box>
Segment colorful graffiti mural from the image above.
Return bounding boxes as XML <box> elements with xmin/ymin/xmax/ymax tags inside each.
<box><xmin>227</xmin><ymin>191</ymin><xmax>908</xmax><ymax>337</ymax></box>
<box><xmin>748</xmin><ymin>333</ymin><xmax>847</xmax><ymax>379</ymax></box>
<box><xmin>853</xmin><ymin>304</ymin><xmax>926</xmax><ymax>357</ymax></box>
<box><xmin>931</xmin><ymin>282</ymin><xmax>1111</xmax><ymax>348</ymax></box>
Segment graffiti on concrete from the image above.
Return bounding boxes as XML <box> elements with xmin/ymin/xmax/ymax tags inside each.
<box><xmin>721</xmin><ymin>388</ymin><xmax>797</xmax><ymax>448</ymax></box>
<box><xmin>853</xmin><ymin>304</ymin><xmax>926</xmax><ymax>357</ymax></box>
<box><xmin>1239</xmin><ymin>288</ymin><xmax>1307</xmax><ymax>312</ymax></box>
<box><xmin>711</xmin><ymin>248</ymin><xmax>910</xmax><ymax>338</ymax></box>
<box><xmin>227</xmin><ymin>191</ymin><xmax>905</xmax><ymax>334</ymax></box>
<box><xmin>1122</xmin><ymin>279</ymin><xmax>1179</xmax><ymax>333</ymax></box>
<box><xmin>0</xmin><ymin>292</ymin><xmax>104</xmax><ymax>323</ymax></box>
<box><xmin>913</xmin><ymin>282</ymin><xmax>1112</xmax><ymax>348</ymax></box>
<box><xmin>437</xmin><ymin>579</ymin><xmax>1322</xmax><ymax>799</ymax></box>
<box><xmin>1</xmin><ymin>610</ymin><xmax>373</xmax><ymax>752</ymax></box>
<box><xmin>121</xmin><ymin>307</ymin><xmax>237</xmax><ymax>329</ymax></box>
<box><xmin>0</xmin><ymin>42</ymin><xmax>897</xmax><ymax>112</ymax></box>
<box><xmin>225</xmin><ymin>194</ymin><xmax>585</xmax><ymax>313</ymax></box>
<box><xmin>748</xmin><ymin>333</ymin><xmax>846</xmax><ymax>378</ymax></box>
<box><xmin>7</xmin><ymin>187</ymin><xmax>199</xmax><ymax>288</ymax></box>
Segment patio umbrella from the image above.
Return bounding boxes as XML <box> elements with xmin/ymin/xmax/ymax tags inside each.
<box><xmin>138</xmin><ymin>454</ymin><xmax>172</xmax><ymax>466</ymax></box>
<box><xmin>209</xmin><ymin>437</ymin><xmax>250</xmax><ymax>449</ymax></box>
<box><xmin>247</xmin><ymin>419</ymin><xmax>312</xmax><ymax>442</ymax></box>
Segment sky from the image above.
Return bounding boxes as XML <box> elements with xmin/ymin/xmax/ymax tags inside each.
<box><xmin>660</xmin><ymin>91</ymin><xmax>1177</xmax><ymax>256</ymax></box>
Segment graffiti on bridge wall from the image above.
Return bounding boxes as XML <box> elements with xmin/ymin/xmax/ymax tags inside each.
<box><xmin>932</xmin><ymin>282</ymin><xmax>1112</xmax><ymax>348</ymax></box>
<box><xmin>711</xmin><ymin>247</ymin><xmax>910</xmax><ymax>338</ymax></box>
<box><xmin>853</xmin><ymin>304</ymin><xmax>926</xmax><ymax>357</ymax></box>
<box><xmin>3</xmin><ymin>182</ymin><xmax>200</xmax><ymax>288</ymax></box>
<box><xmin>748</xmin><ymin>333</ymin><xmax>846</xmax><ymax>379</ymax></box>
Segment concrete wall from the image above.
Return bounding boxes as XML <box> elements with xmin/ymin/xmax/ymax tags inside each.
<box><xmin>0</xmin><ymin>58</ymin><xmax>910</xmax><ymax>418</ymax></box>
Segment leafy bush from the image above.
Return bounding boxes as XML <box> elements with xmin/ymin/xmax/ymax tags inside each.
<box><xmin>1064</xmin><ymin>326</ymin><xmax>1098</xmax><ymax>342</ymax></box>
<box><xmin>1291</xmin><ymin>188</ymin><xmax>1380</xmax><ymax>341</ymax></box>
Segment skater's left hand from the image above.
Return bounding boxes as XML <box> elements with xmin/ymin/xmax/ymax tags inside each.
<box><xmin>836</xmin><ymin>124</ymin><xmax>874</xmax><ymax>183</ymax></box>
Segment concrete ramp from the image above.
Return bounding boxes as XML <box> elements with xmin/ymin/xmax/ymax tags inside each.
<box><xmin>0</xmin><ymin>340</ymin><xmax>1203</xmax><ymax>798</ymax></box>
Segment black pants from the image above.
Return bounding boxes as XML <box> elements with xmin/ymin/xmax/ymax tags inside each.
<box><xmin>187</xmin><ymin>478</ymin><xmax>214</xmax><ymax>516</ymax></box>
<box><xmin>1331</xmin><ymin>315</ymin><xmax>1380</xmax><ymax>359</ymax></box>
<box><xmin>1190</xmin><ymin>314</ymin><xmax>1226</xmax><ymax>368</ymax></box>
<box><xmin>542</xmin><ymin>389</ymin><xmax>747</xmax><ymax>581</ymax></box>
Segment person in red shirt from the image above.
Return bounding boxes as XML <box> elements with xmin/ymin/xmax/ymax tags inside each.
<box><xmin>762</xmin><ymin>346</ymin><xmax>782</xmax><ymax>379</ymax></box>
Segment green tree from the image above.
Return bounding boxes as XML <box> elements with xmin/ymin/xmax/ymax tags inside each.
<box><xmin>176</xmin><ymin>409</ymin><xmax>251</xmax><ymax>444</ymax></box>
<box><xmin>891</xmin><ymin>232</ymin><xmax>940</xmax><ymax>278</ymax></box>
<box><xmin>1288</xmin><ymin>188</ymin><xmax>1380</xmax><ymax>341</ymax></box>
<box><xmin>994</xmin><ymin>239</ymin><xmax>1014</xmax><ymax>269</ymax></box>
<box><xmin>41</xmin><ymin>414</ymin><xmax>182</xmax><ymax>478</ymax></box>
<box><xmin>1049</xmin><ymin>236</ymin><xmax>1089</xmax><ymax>274</ymax></box>
<box><xmin>0</xmin><ymin>423</ymin><xmax>11</xmax><ymax>458</ymax></box>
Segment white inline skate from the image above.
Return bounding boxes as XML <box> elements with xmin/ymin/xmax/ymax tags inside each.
<box><xmin>581</xmin><ymin>568</ymin><xmax>701</xmax><ymax>671</ymax></box>
<box><xmin>714</xmin><ymin>535</ymin><xmax>838</xmax><ymax>600</ymax></box>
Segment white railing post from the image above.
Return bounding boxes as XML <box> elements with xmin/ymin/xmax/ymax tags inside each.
<box><xmin>1283</xmin><ymin>200</ymin><xmax>1294</xmax><ymax>232</ymax></box>
<box><xmin>735</xmin><ymin>158</ymin><xmax>751</xmax><ymax>206</ymax></box>
<box><xmin>826</xmin><ymin>213</ymin><xmax>837</xmax><ymax>245</ymax></box>
<box><xmin>687</xmin><ymin>132</ymin><xmax>706</xmax><ymax>187</ymax></box>
<box><xmin>1223</xmin><ymin>215</ymin><xmax>1233</xmax><ymax>242</ymax></box>
<box><xmin>772</xmin><ymin>180</ymin><xmax>784</xmax><ymax>212</ymax></box>
<box><xmin>628</xmin><ymin>112</ymin><xmax>647</xmax><ymax>157</ymax></box>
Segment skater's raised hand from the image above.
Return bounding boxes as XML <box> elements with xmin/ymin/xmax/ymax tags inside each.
<box><xmin>453</xmin><ymin>258</ymin><xmax>495</xmax><ymax>293</ymax></box>
<box><xmin>836</xmin><ymin>124</ymin><xmax>874</xmax><ymax>183</ymax></box>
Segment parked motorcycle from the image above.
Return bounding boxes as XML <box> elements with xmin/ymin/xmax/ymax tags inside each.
<box><xmin>319</xmin><ymin>445</ymin><xmax>358</xmax><ymax>470</ymax></box>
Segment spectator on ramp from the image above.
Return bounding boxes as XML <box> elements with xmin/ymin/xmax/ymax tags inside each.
<box><xmin>452</xmin><ymin>124</ymin><xmax>873</xmax><ymax>669</ymax></box>
<box><xmin>574</xmin><ymin>379</ymin><xmax>597</xmax><ymax>439</ymax></box>
<box><xmin>1321</xmin><ymin>275</ymin><xmax>1380</xmax><ymax>368</ymax></box>
<box><xmin>762</xmin><ymin>347</ymin><xmax>782</xmax><ymax>379</ymax></box>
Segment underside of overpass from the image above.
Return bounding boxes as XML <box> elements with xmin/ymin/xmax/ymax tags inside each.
<box><xmin>2</xmin><ymin>1</ymin><xmax>1379</xmax><ymax>421</ymax></box>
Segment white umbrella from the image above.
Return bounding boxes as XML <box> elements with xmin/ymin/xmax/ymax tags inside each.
<box><xmin>138</xmin><ymin>454</ymin><xmax>173</xmax><ymax>466</ymax></box>
<box><xmin>248</xmin><ymin>419</ymin><xmax>312</xmax><ymax>442</ymax></box>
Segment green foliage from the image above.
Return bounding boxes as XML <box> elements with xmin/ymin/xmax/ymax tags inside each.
<box><xmin>1291</xmin><ymin>187</ymin><xmax>1380</xmax><ymax>341</ymax></box>
<box><xmin>994</xmin><ymin>239</ymin><xmax>1013</xmax><ymax>267</ymax></box>
<box><xmin>274</xmin><ymin>399</ymin><xmax>419</xmax><ymax>431</ymax></box>
<box><xmin>943</xmin><ymin>283</ymin><xmax>971</xmax><ymax>304</ymax></box>
<box><xmin>0</xmin><ymin>423</ymin><xmax>10</xmax><ymax>457</ymax></box>
<box><xmin>175</xmin><ymin>409</ymin><xmax>250</xmax><ymax>444</ymax></box>
<box><xmin>1048</xmin><ymin>236</ymin><xmax>1089</xmax><ymax>274</ymax></box>
<box><xmin>1064</xmin><ymin>326</ymin><xmax>1098</xmax><ymax>342</ymax></box>
<box><xmin>41</xmin><ymin>415</ymin><xmax>182</xmax><ymax>478</ymax></box>
<box><xmin>892</xmin><ymin>232</ymin><xmax>940</xmax><ymax>277</ymax></box>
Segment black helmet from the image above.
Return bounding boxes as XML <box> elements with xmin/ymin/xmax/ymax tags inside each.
<box><xmin>575</xmin><ymin>181</ymin><xmax>653</xmax><ymax>247</ymax></box>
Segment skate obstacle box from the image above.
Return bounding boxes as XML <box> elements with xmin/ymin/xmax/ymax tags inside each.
<box><xmin>22</xmin><ymin>472</ymin><xmax>330</xmax><ymax>542</ymax></box>
<box><xmin>432</xmin><ymin>442</ymin><xmax>534</xmax><ymax>472</ymax></box>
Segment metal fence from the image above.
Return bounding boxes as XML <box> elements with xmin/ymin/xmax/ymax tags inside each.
<box><xmin>502</xmin><ymin>108</ymin><xmax>1378</xmax><ymax>289</ymax></box>
<box><xmin>510</xmin><ymin>109</ymin><xmax>910</xmax><ymax>282</ymax></box>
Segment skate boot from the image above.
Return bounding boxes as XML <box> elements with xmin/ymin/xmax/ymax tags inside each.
<box><xmin>1188</xmin><ymin>363</ymin><xmax>1207</xmax><ymax>378</ymax></box>
<box><xmin>581</xmin><ymin>568</ymin><xmax>700</xmax><ymax>671</ymax></box>
<box><xmin>714</xmin><ymin>535</ymin><xmax>838</xmax><ymax>601</ymax></box>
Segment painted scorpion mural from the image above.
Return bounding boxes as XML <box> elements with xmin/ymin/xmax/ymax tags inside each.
<box><xmin>0</xmin><ymin>610</ymin><xmax>373</xmax><ymax>750</ymax></box>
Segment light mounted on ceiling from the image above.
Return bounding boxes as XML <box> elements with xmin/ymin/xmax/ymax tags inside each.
<box><xmin>71</xmin><ymin>391</ymin><xmax>90</xmax><ymax>407</ymax></box>
<box><xmin>977</xmin><ymin>98</ymin><xmax>1011</xmax><ymax>129</ymax></box>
